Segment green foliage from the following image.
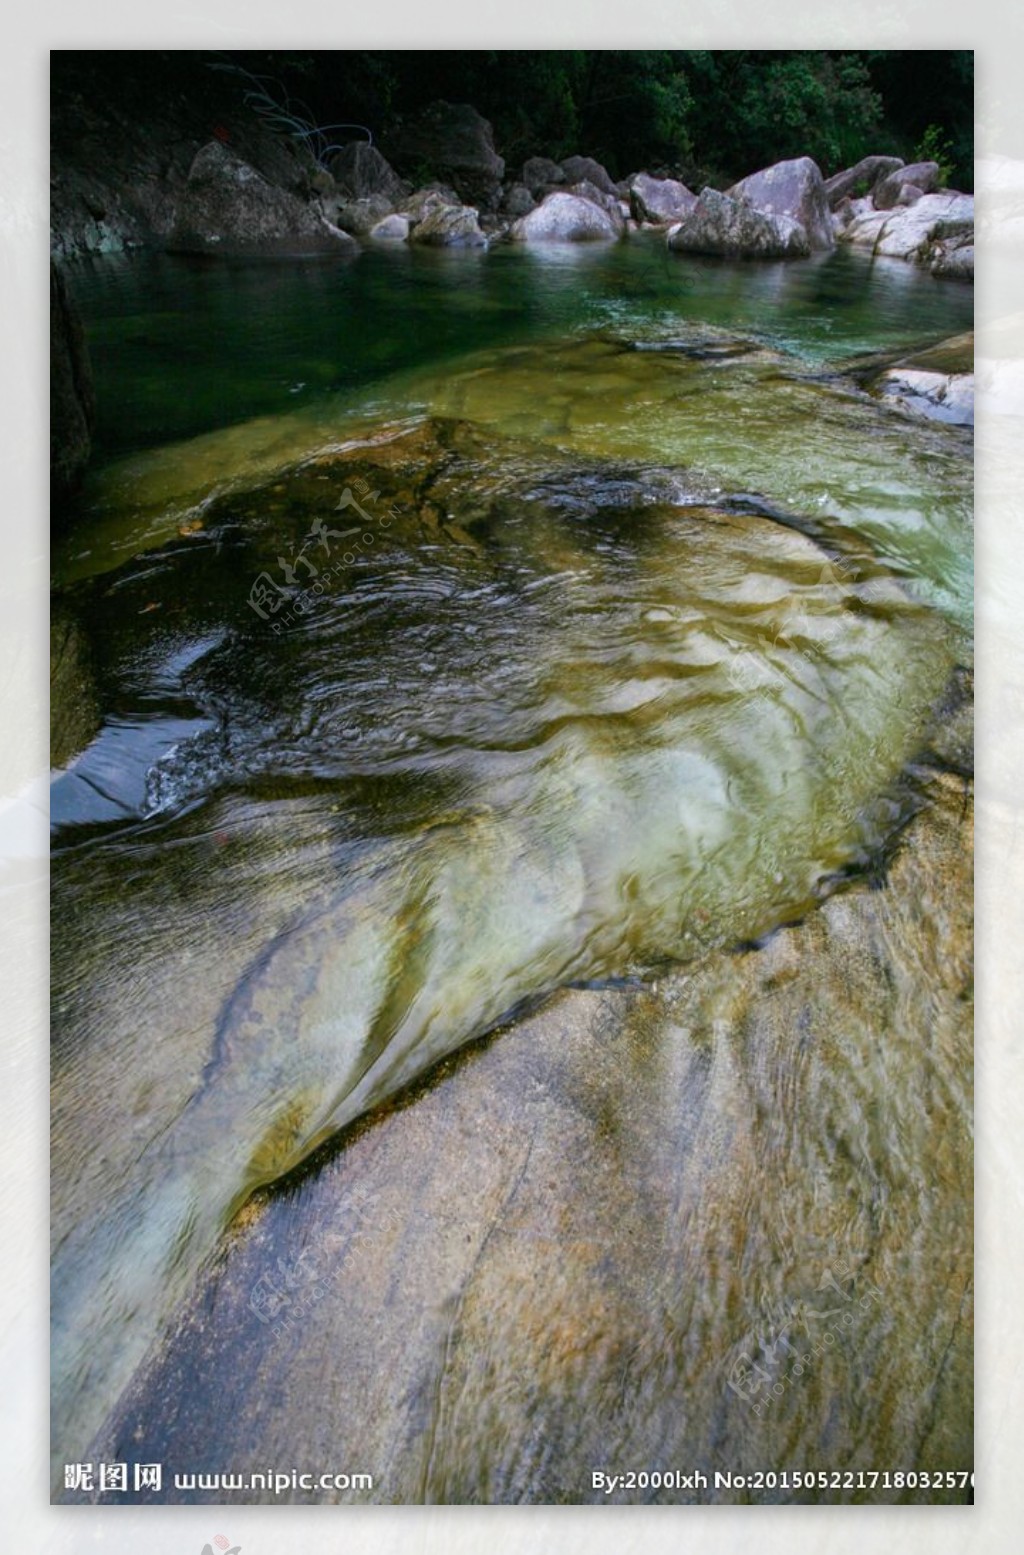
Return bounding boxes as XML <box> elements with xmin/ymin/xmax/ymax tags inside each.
<box><xmin>241</xmin><ymin>49</ymin><xmax>973</xmax><ymax>191</ymax></box>
<box><xmin>913</xmin><ymin>123</ymin><xmax>956</xmax><ymax>186</ymax></box>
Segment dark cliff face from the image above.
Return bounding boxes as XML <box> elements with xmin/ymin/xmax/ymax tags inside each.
<box><xmin>50</xmin><ymin>262</ymin><xmax>95</xmax><ymax>512</ymax></box>
<box><xmin>50</xmin><ymin>51</ymin><xmax>319</xmax><ymax>260</ymax></box>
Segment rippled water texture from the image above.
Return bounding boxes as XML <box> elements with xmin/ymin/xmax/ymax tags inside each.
<box><xmin>52</xmin><ymin>241</ymin><xmax>972</xmax><ymax>1500</ymax></box>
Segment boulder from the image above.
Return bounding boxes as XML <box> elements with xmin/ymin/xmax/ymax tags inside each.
<box><xmin>728</xmin><ymin>156</ymin><xmax>834</xmax><ymax>251</ymax></box>
<box><xmin>629</xmin><ymin>171</ymin><xmax>697</xmax><ymax>225</ymax></box>
<box><xmin>500</xmin><ymin>183</ymin><xmax>536</xmax><ymax>219</ymax></box>
<box><xmin>331</xmin><ymin>194</ymin><xmax>394</xmax><ymax>236</ymax></box>
<box><xmin>841</xmin><ymin>192</ymin><xmax>973</xmax><ymax>264</ymax></box>
<box><xmin>169</xmin><ymin>141</ymin><xmax>356</xmax><ymax>257</ymax></box>
<box><xmin>401</xmin><ymin>184</ymin><xmax>463</xmax><ymax>224</ymax></box>
<box><xmin>896</xmin><ymin>184</ymin><xmax>926</xmax><ymax>207</ymax></box>
<box><xmin>931</xmin><ymin>242</ymin><xmax>974</xmax><ymax>281</ymax></box>
<box><xmin>667</xmin><ymin>187</ymin><xmax>811</xmax><ymax>259</ymax></box>
<box><xmin>384</xmin><ymin>102</ymin><xmax>505</xmax><ymax>210</ymax></box>
<box><xmin>508</xmin><ymin>190</ymin><xmax>622</xmax><ymax>243</ymax></box>
<box><xmin>50</xmin><ymin>263</ymin><xmax>96</xmax><ymax>509</ymax></box>
<box><xmin>521</xmin><ymin>156</ymin><xmax>565</xmax><ymax>194</ymax></box>
<box><xmin>329</xmin><ymin>141</ymin><xmax>408</xmax><ymax>204</ymax></box>
<box><xmin>874</xmin><ymin>161</ymin><xmax>941</xmax><ymax>210</ymax></box>
<box><xmin>564</xmin><ymin>180</ymin><xmax>627</xmax><ymax>233</ymax></box>
<box><xmin>878</xmin><ymin>367</ymin><xmax>974</xmax><ymax>426</ymax></box>
<box><xmin>409</xmin><ymin>203</ymin><xmax>487</xmax><ymax>247</ymax></box>
<box><xmin>559</xmin><ymin>155</ymin><xmax>617</xmax><ymax>196</ymax></box>
<box><xmin>823</xmin><ymin>155</ymin><xmax>905</xmax><ymax>208</ymax></box>
<box><xmin>369</xmin><ymin>213</ymin><xmax>411</xmax><ymax>242</ymax></box>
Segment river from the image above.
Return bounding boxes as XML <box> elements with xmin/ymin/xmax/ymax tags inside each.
<box><xmin>51</xmin><ymin>238</ymin><xmax>973</xmax><ymax>1503</ymax></box>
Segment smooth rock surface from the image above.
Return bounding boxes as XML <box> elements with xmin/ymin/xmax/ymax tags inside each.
<box><xmin>728</xmin><ymin>157</ymin><xmax>834</xmax><ymax>251</ymax></box>
<box><xmin>629</xmin><ymin>171</ymin><xmax>697</xmax><ymax>224</ymax></box>
<box><xmin>509</xmin><ymin>191</ymin><xmax>622</xmax><ymax>243</ymax></box>
<box><xmin>75</xmin><ymin>761</ymin><xmax>972</xmax><ymax>1504</ymax></box>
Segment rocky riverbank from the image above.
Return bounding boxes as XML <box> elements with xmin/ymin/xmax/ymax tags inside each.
<box><xmin>51</xmin><ymin>58</ymin><xmax>973</xmax><ymax>280</ymax></box>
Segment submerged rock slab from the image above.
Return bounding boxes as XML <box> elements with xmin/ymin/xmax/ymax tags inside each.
<box><xmin>50</xmin><ymin>412</ymin><xmax>960</xmax><ymax>1487</ymax></box>
<box><xmin>78</xmin><ymin>758</ymin><xmax>972</xmax><ymax>1504</ymax></box>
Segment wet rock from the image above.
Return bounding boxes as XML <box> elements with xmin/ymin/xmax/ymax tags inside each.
<box><xmin>859</xmin><ymin>332</ymin><xmax>975</xmax><ymax>426</ymax></box>
<box><xmin>329</xmin><ymin>141</ymin><xmax>408</xmax><ymax>204</ymax></box>
<box><xmin>667</xmin><ymin>187</ymin><xmax>811</xmax><ymax>259</ymax></box>
<box><xmin>879</xmin><ymin>368</ymin><xmax>974</xmax><ymax>426</ymax></box>
<box><xmin>823</xmin><ymin>155</ymin><xmax>904</xmax><ymax>207</ymax></box>
<box><xmin>728</xmin><ymin>156</ymin><xmax>834</xmax><ymax>251</ymax></box>
<box><xmin>629</xmin><ymin>171</ymin><xmax>697</xmax><ymax>224</ymax></box>
<box><xmin>383</xmin><ymin>102</ymin><xmax>505</xmax><ymax>210</ymax></box>
<box><xmin>509</xmin><ymin>191</ymin><xmax>622</xmax><ymax>243</ymax></box>
<box><xmin>169</xmin><ymin>141</ymin><xmax>356</xmax><ymax>257</ymax></box>
<box><xmin>50</xmin><ymin>263</ymin><xmax>96</xmax><ymax>509</ymax></box>
<box><xmin>368</xmin><ymin>213</ymin><xmax>411</xmax><ymax>242</ymax></box>
<box><xmin>83</xmin><ymin>764</ymin><xmax>972</xmax><ymax>1504</ymax></box>
<box><xmin>559</xmin><ymin>154</ymin><xmax>617</xmax><ymax>196</ymax></box>
<box><xmin>874</xmin><ymin>160</ymin><xmax>941</xmax><ymax>210</ymax></box>
<box><xmin>409</xmin><ymin>203</ymin><xmax>487</xmax><ymax>247</ymax></box>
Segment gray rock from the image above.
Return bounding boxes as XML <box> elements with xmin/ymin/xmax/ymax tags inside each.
<box><xmin>409</xmin><ymin>203</ymin><xmax>487</xmax><ymax>247</ymax></box>
<box><xmin>169</xmin><ymin>141</ymin><xmax>356</xmax><ymax>257</ymax></box>
<box><xmin>400</xmin><ymin>184</ymin><xmax>462</xmax><ymax>224</ymax></box>
<box><xmin>874</xmin><ymin>161</ymin><xmax>941</xmax><ymax>210</ymax></box>
<box><xmin>728</xmin><ymin>156</ymin><xmax>834</xmax><ymax>251</ymax></box>
<box><xmin>368</xmin><ymin>213</ymin><xmax>411</xmax><ymax>242</ymax></box>
<box><xmin>629</xmin><ymin>171</ymin><xmax>697</xmax><ymax>225</ymax></box>
<box><xmin>331</xmin><ymin>194</ymin><xmax>394</xmax><ymax>236</ymax></box>
<box><xmin>823</xmin><ymin>155</ymin><xmax>904</xmax><ymax>207</ymax></box>
<box><xmin>667</xmin><ymin>187</ymin><xmax>811</xmax><ymax>259</ymax></box>
<box><xmin>509</xmin><ymin>190</ymin><xmax>622</xmax><ymax>243</ymax></box>
<box><xmin>564</xmin><ymin>180</ymin><xmax>627</xmax><ymax>233</ymax></box>
<box><xmin>896</xmin><ymin>183</ymin><xmax>926</xmax><ymax>207</ymax></box>
<box><xmin>931</xmin><ymin>242</ymin><xmax>974</xmax><ymax>281</ymax></box>
<box><xmin>522</xmin><ymin>156</ymin><xmax>565</xmax><ymax>194</ymax></box>
<box><xmin>879</xmin><ymin>367</ymin><xmax>974</xmax><ymax>425</ymax></box>
<box><xmin>50</xmin><ymin>263</ymin><xmax>96</xmax><ymax>508</ymax></box>
<box><xmin>500</xmin><ymin>182</ymin><xmax>536</xmax><ymax>218</ymax></box>
<box><xmin>384</xmin><ymin>102</ymin><xmax>505</xmax><ymax>210</ymax></box>
<box><xmin>841</xmin><ymin>192</ymin><xmax>973</xmax><ymax>264</ymax></box>
<box><xmin>329</xmin><ymin>141</ymin><xmax>408</xmax><ymax>204</ymax></box>
<box><xmin>559</xmin><ymin>155</ymin><xmax>617</xmax><ymax>195</ymax></box>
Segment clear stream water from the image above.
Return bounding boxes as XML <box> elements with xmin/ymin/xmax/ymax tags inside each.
<box><xmin>51</xmin><ymin>238</ymin><xmax>972</xmax><ymax>1494</ymax></box>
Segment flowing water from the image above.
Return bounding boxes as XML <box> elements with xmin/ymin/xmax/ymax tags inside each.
<box><xmin>51</xmin><ymin>239</ymin><xmax>973</xmax><ymax>1500</ymax></box>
